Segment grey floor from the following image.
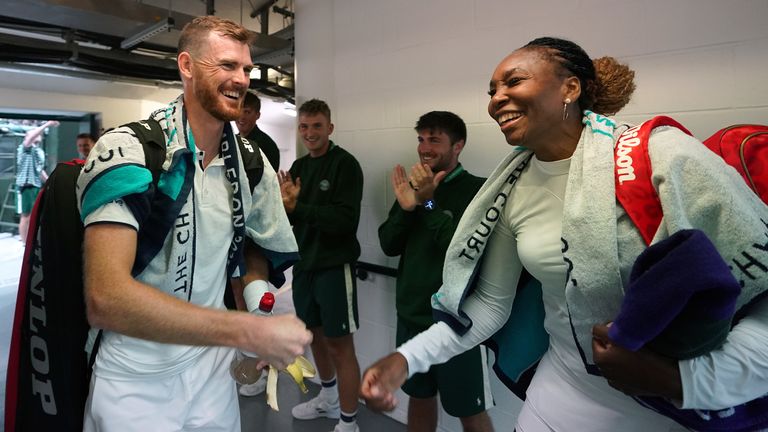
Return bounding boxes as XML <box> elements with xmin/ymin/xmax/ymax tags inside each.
<box><xmin>240</xmin><ymin>380</ymin><xmax>406</xmax><ymax>432</ymax></box>
<box><xmin>0</xmin><ymin>233</ymin><xmax>405</xmax><ymax>432</ymax></box>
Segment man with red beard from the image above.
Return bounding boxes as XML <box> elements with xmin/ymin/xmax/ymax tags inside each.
<box><xmin>378</xmin><ymin>112</ymin><xmax>493</xmax><ymax>432</ymax></box>
<box><xmin>76</xmin><ymin>16</ymin><xmax>311</xmax><ymax>432</ymax></box>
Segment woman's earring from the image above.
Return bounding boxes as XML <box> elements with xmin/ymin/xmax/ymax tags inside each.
<box><xmin>563</xmin><ymin>98</ymin><xmax>571</xmax><ymax>121</ymax></box>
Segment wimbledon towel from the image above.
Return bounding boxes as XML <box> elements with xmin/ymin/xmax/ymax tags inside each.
<box><xmin>77</xmin><ymin>95</ymin><xmax>298</xmax><ymax>284</ymax></box>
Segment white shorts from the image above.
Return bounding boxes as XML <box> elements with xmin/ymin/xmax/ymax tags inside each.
<box><xmin>516</xmin><ymin>352</ymin><xmax>686</xmax><ymax>432</ymax></box>
<box><xmin>84</xmin><ymin>345</ymin><xmax>239</xmax><ymax>432</ymax></box>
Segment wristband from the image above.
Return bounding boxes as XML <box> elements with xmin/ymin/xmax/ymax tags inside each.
<box><xmin>243</xmin><ymin>280</ymin><xmax>269</xmax><ymax>313</ymax></box>
<box><xmin>422</xmin><ymin>199</ymin><xmax>436</xmax><ymax>211</ymax></box>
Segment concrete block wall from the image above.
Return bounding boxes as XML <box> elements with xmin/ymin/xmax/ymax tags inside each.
<box><xmin>295</xmin><ymin>0</ymin><xmax>768</xmax><ymax>429</ymax></box>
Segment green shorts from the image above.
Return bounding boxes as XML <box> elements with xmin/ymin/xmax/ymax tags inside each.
<box><xmin>292</xmin><ymin>263</ymin><xmax>359</xmax><ymax>338</ymax></box>
<box><xmin>397</xmin><ymin>319</ymin><xmax>494</xmax><ymax>418</ymax></box>
<box><xmin>17</xmin><ymin>185</ymin><xmax>40</xmax><ymax>215</ymax></box>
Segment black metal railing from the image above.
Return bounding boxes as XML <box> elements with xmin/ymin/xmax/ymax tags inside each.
<box><xmin>356</xmin><ymin>261</ymin><xmax>397</xmax><ymax>280</ymax></box>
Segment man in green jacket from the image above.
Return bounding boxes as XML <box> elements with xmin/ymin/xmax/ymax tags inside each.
<box><xmin>236</xmin><ymin>91</ymin><xmax>280</xmax><ymax>172</ymax></box>
<box><xmin>279</xmin><ymin>99</ymin><xmax>363</xmax><ymax>432</ymax></box>
<box><xmin>378</xmin><ymin>111</ymin><xmax>494</xmax><ymax>432</ymax></box>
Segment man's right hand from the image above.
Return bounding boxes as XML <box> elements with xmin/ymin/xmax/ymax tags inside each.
<box><xmin>278</xmin><ymin>170</ymin><xmax>300</xmax><ymax>213</ymax></box>
<box><xmin>84</xmin><ymin>224</ymin><xmax>312</xmax><ymax>360</ymax></box>
<box><xmin>391</xmin><ymin>164</ymin><xmax>418</xmax><ymax>211</ymax></box>
<box><xmin>243</xmin><ymin>313</ymin><xmax>312</xmax><ymax>369</ymax></box>
<box><xmin>360</xmin><ymin>352</ymin><xmax>409</xmax><ymax>412</ymax></box>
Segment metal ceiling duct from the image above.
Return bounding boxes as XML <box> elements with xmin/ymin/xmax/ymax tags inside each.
<box><xmin>0</xmin><ymin>0</ymin><xmax>295</xmax><ymax>98</ymax></box>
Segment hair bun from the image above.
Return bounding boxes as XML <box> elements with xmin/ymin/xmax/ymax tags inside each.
<box><xmin>591</xmin><ymin>57</ymin><xmax>636</xmax><ymax>116</ymax></box>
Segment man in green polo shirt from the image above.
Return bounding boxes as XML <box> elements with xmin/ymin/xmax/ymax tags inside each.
<box><xmin>279</xmin><ymin>99</ymin><xmax>364</xmax><ymax>432</ymax></box>
<box><xmin>378</xmin><ymin>111</ymin><xmax>494</xmax><ymax>432</ymax></box>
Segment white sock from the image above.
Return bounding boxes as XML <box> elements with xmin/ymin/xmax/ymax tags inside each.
<box><xmin>340</xmin><ymin>409</ymin><xmax>357</xmax><ymax>424</ymax></box>
<box><xmin>336</xmin><ymin>416</ymin><xmax>358</xmax><ymax>432</ymax></box>
<box><xmin>319</xmin><ymin>378</ymin><xmax>339</xmax><ymax>403</ymax></box>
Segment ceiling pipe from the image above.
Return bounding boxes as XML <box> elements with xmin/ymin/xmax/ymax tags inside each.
<box><xmin>249</xmin><ymin>0</ymin><xmax>278</xmax><ymax>18</ymax></box>
<box><xmin>272</xmin><ymin>5</ymin><xmax>294</xmax><ymax>19</ymax></box>
<box><xmin>0</xmin><ymin>62</ymin><xmax>182</xmax><ymax>89</ymax></box>
<box><xmin>120</xmin><ymin>17</ymin><xmax>174</xmax><ymax>50</ymax></box>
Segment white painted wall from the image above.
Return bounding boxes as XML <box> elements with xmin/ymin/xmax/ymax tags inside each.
<box><xmin>255</xmin><ymin>100</ymin><xmax>298</xmax><ymax>173</ymax></box>
<box><xmin>294</xmin><ymin>0</ymin><xmax>768</xmax><ymax>430</ymax></box>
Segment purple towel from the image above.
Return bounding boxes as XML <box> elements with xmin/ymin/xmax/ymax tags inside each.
<box><xmin>608</xmin><ymin>229</ymin><xmax>768</xmax><ymax>431</ymax></box>
<box><xmin>608</xmin><ymin>229</ymin><xmax>740</xmax><ymax>359</ymax></box>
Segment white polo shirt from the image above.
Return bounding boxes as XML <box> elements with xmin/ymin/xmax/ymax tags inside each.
<box><xmin>84</xmin><ymin>146</ymin><xmax>235</xmax><ymax>379</ymax></box>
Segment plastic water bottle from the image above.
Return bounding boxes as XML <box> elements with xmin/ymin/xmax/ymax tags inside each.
<box><xmin>231</xmin><ymin>289</ymin><xmax>275</xmax><ymax>385</ymax></box>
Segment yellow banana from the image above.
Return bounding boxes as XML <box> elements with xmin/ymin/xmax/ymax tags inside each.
<box><xmin>266</xmin><ymin>366</ymin><xmax>279</xmax><ymax>411</ymax></box>
<box><xmin>264</xmin><ymin>356</ymin><xmax>317</xmax><ymax>411</ymax></box>
<box><xmin>285</xmin><ymin>361</ymin><xmax>309</xmax><ymax>393</ymax></box>
<box><xmin>294</xmin><ymin>355</ymin><xmax>317</xmax><ymax>378</ymax></box>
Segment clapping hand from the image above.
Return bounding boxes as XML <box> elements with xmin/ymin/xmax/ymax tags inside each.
<box><xmin>391</xmin><ymin>164</ymin><xmax>418</xmax><ymax>211</ymax></box>
<box><xmin>278</xmin><ymin>170</ymin><xmax>300</xmax><ymax>213</ymax></box>
<box><xmin>390</xmin><ymin>163</ymin><xmax>448</xmax><ymax>210</ymax></box>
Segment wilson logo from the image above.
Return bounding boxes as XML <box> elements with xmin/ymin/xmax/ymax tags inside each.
<box><xmin>616</xmin><ymin>124</ymin><xmax>642</xmax><ymax>185</ymax></box>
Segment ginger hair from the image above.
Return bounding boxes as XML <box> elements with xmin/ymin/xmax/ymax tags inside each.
<box><xmin>178</xmin><ymin>16</ymin><xmax>252</xmax><ymax>57</ymax></box>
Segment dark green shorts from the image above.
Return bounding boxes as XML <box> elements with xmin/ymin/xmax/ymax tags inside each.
<box><xmin>397</xmin><ymin>319</ymin><xmax>494</xmax><ymax>418</ymax></box>
<box><xmin>292</xmin><ymin>264</ymin><xmax>359</xmax><ymax>338</ymax></box>
<box><xmin>17</xmin><ymin>186</ymin><xmax>40</xmax><ymax>215</ymax></box>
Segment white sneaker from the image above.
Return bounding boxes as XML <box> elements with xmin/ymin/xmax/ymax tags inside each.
<box><xmin>291</xmin><ymin>395</ymin><xmax>340</xmax><ymax>420</ymax></box>
<box><xmin>238</xmin><ymin>376</ymin><xmax>267</xmax><ymax>397</ymax></box>
<box><xmin>331</xmin><ymin>422</ymin><xmax>359</xmax><ymax>432</ymax></box>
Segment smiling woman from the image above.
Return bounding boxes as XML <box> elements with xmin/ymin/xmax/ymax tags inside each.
<box><xmin>486</xmin><ymin>38</ymin><xmax>634</xmax><ymax>160</ymax></box>
<box><xmin>361</xmin><ymin>36</ymin><xmax>768</xmax><ymax>432</ymax></box>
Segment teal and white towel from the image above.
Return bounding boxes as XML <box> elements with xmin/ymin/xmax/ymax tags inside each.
<box><xmin>77</xmin><ymin>95</ymin><xmax>298</xmax><ymax>283</ymax></box>
<box><xmin>433</xmin><ymin>110</ymin><xmax>768</xmax><ymax>377</ymax></box>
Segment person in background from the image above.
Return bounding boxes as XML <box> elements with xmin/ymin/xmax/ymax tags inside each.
<box><xmin>76</xmin><ymin>132</ymin><xmax>95</xmax><ymax>159</ymax></box>
<box><xmin>236</xmin><ymin>91</ymin><xmax>280</xmax><ymax>171</ymax></box>
<box><xmin>279</xmin><ymin>98</ymin><xmax>364</xmax><ymax>432</ymax></box>
<box><xmin>77</xmin><ymin>16</ymin><xmax>311</xmax><ymax>432</ymax></box>
<box><xmin>16</xmin><ymin>119</ymin><xmax>56</xmax><ymax>242</ymax></box>
<box><xmin>232</xmin><ymin>91</ymin><xmax>282</xmax><ymax>399</ymax></box>
<box><xmin>361</xmin><ymin>36</ymin><xmax>768</xmax><ymax>431</ymax></box>
<box><xmin>378</xmin><ymin>111</ymin><xmax>493</xmax><ymax>432</ymax></box>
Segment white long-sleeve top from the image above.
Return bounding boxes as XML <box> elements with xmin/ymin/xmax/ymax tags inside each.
<box><xmin>398</xmin><ymin>156</ymin><xmax>768</xmax><ymax>431</ymax></box>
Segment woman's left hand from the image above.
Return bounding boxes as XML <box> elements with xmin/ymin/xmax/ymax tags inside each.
<box><xmin>592</xmin><ymin>323</ymin><xmax>683</xmax><ymax>400</ymax></box>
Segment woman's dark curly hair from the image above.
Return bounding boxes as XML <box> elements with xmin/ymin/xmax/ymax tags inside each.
<box><xmin>523</xmin><ymin>37</ymin><xmax>636</xmax><ymax>116</ymax></box>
